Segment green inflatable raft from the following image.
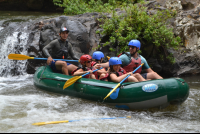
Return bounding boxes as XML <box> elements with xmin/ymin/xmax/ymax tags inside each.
<box><xmin>34</xmin><ymin>66</ymin><xmax>190</xmax><ymax>110</ymax></box>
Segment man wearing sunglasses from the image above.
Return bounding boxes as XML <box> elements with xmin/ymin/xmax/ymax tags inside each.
<box><xmin>121</xmin><ymin>39</ymin><xmax>163</xmax><ymax>80</ymax></box>
<box><xmin>96</xmin><ymin>39</ymin><xmax>163</xmax><ymax>80</ymax></box>
<box><xmin>43</xmin><ymin>27</ymin><xmax>79</xmax><ymax>75</ymax></box>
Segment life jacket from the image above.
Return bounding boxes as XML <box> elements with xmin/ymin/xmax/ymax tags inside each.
<box><xmin>99</xmin><ymin>73</ymin><xmax>109</xmax><ymax>81</ymax></box>
<box><xmin>91</xmin><ymin>61</ymin><xmax>109</xmax><ymax>80</ymax></box>
<box><xmin>91</xmin><ymin>61</ymin><xmax>97</xmax><ymax>67</ymax></box>
<box><xmin>118</xmin><ymin>52</ymin><xmax>132</xmax><ymax>67</ymax></box>
<box><xmin>115</xmin><ymin>67</ymin><xmax>127</xmax><ymax>76</ymax></box>
<box><xmin>108</xmin><ymin>67</ymin><xmax>128</xmax><ymax>82</ymax></box>
<box><xmin>53</xmin><ymin>39</ymin><xmax>69</xmax><ymax>59</ymax></box>
<box><xmin>93</xmin><ymin>67</ymin><xmax>109</xmax><ymax>80</ymax></box>
<box><xmin>71</xmin><ymin>66</ymin><xmax>93</xmax><ymax>78</ymax></box>
<box><xmin>91</xmin><ymin>67</ymin><xmax>99</xmax><ymax>79</ymax></box>
<box><xmin>122</xmin><ymin>57</ymin><xmax>142</xmax><ymax>74</ymax></box>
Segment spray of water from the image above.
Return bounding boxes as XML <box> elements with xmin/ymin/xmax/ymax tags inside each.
<box><xmin>0</xmin><ymin>27</ymin><xmax>29</xmax><ymax>77</ymax></box>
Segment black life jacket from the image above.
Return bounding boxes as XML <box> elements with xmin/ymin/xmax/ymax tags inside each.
<box><xmin>54</xmin><ymin>39</ymin><xmax>69</xmax><ymax>59</ymax></box>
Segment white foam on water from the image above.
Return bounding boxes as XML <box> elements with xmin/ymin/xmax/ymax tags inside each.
<box><xmin>0</xmin><ymin>31</ymin><xmax>29</xmax><ymax>76</ymax></box>
<box><xmin>0</xmin><ymin>74</ymin><xmax>33</xmax><ymax>91</ymax></box>
<box><xmin>0</xmin><ymin>73</ymin><xmax>199</xmax><ymax>133</ymax></box>
<box><xmin>0</xmin><ymin>89</ymin><xmax>199</xmax><ymax>133</ymax></box>
<box><xmin>0</xmin><ymin>26</ymin><xmax>3</xmax><ymax>31</ymax></box>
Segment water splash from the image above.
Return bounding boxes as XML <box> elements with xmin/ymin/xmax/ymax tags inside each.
<box><xmin>0</xmin><ymin>29</ymin><xmax>29</xmax><ymax>77</ymax></box>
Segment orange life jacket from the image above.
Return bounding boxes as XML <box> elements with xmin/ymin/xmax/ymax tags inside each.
<box><xmin>122</xmin><ymin>57</ymin><xmax>142</xmax><ymax>73</ymax></box>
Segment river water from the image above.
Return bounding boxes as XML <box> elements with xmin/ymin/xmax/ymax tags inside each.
<box><xmin>0</xmin><ymin>11</ymin><xmax>200</xmax><ymax>133</ymax></box>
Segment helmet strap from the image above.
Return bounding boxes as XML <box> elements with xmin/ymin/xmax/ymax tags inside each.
<box><xmin>131</xmin><ymin>51</ymin><xmax>137</xmax><ymax>57</ymax></box>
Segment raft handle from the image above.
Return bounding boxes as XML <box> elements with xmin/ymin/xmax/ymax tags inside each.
<box><xmin>175</xmin><ymin>78</ymin><xmax>186</xmax><ymax>85</ymax></box>
<box><xmin>39</xmin><ymin>66</ymin><xmax>48</xmax><ymax>81</ymax></box>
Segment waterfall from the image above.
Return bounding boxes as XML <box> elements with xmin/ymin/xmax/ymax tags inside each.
<box><xmin>0</xmin><ymin>23</ymin><xmax>30</xmax><ymax>77</ymax></box>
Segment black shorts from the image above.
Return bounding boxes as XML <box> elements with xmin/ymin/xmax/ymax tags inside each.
<box><xmin>141</xmin><ymin>73</ymin><xmax>147</xmax><ymax>79</ymax></box>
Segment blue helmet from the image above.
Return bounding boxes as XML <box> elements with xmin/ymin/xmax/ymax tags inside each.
<box><xmin>128</xmin><ymin>39</ymin><xmax>141</xmax><ymax>50</ymax></box>
<box><xmin>92</xmin><ymin>51</ymin><xmax>104</xmax><ymax>60</ymax></box>
<box><xmin>109</xmin><ymin>57</ymin><xmax>122</xmax><ymax>66</ymax></box>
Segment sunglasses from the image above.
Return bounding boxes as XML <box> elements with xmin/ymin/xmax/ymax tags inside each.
<box><xmin>86</xmin><ymin>61</ymin><xmax>92</xmax><ymax>63</ymax></box>
<box><xmin>129</xmin><ymin>46</ymin><xmax>136</xmax><ymax>49</ymax></box>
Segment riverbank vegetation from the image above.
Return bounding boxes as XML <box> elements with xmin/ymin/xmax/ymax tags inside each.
<box><xmin>53</xmin><ymin>0</ymin><xmax>182</xmax><ymax>63</ymax></box>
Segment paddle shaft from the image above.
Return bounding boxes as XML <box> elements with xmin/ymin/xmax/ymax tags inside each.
<box><xmin>34</xmin><ymin>57</ymin><xmax>79</xmax><ymax>62</ymax></box>
<box><xmin>103</xmin><ymin>63</ymin><xmax>144</xmax><ymax>100</ymax></box>
<box><xmin>8</xmin><ymin>53</ymin><xmax>79</xmax><ymax>62</ymax></box>
<box><xmin>82</xmin><ymin>67</ymin><xmax>103</xmax><ymax>77</ymax></box>
<box><xmin>120</xmin><ymin>63</ymin><xmax>144</xmax><ymax>84</ymax></box>
<box><xmin>32</xmin><ymin>116</ymin><xmax>131</xmax><ymax>126</ymax></box>
<box><xmin>63</xmin><ymin>67</ymin><xmax>103</xmax><ymax>89</ymax></box>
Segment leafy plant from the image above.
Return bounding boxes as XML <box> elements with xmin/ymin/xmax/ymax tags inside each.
<box><xmin>98</xmin><ymin>3</ymin><xmax>182</xmax><ymax>63</ymax></box>
<box><xmin>53</xmin><ymin>0</ymin><xmax>183</xmax><ymax>63</ymax></box>
<box><xmin>53</xmin><ymin>0</ymin><xmax>143</xmax><ymax>15</ymax></box>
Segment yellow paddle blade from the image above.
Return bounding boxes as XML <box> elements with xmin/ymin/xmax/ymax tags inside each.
<box><xmin>32</xmin><ymin>120</ymin><xmax>69</xmax><ymax>126</ymax></box>
<box><xmin>103</xmin><ymin>83</ymin><xmax>121</xmax><ymax>100</ymax></box>
<box><xmin>63</xmin><ymin>76</ymin><xmax>82</xmax><ymax>89</ymax></box>
<box><xmin>8</xmin><ymin>53</ymin><xmax>34</xmax><ymax>60</ymax></box>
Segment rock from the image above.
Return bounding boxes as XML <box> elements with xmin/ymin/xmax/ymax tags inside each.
<box><xmin>181</xmin><ymin>0</ymin><xmax>200</xmax><ymax>10</ymax></box>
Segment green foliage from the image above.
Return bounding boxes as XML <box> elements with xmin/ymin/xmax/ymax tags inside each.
<box><xmin>53</xmin><ymin>0</ymin><xmax>183</xmax><ymax>64</ymax></box>
<box><xmin>98</xmin><ymin>3</ymin><xmax>182</xmax><ymax>63</ymax></box>
<box><xmin>53</xmin><ymin>0</ymin><xmax>144</xmax><ymax>15</ymax></box>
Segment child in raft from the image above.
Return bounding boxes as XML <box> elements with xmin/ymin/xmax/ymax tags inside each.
<box><xmin>72</xmin><ymin>54</ymin><xmax>101</xmax><ymax>79</ymax></box>
<box><xmin>108</xmin><ymin>57</ymin><xmax>139</xmax><ymax>83</ymax></box>
<box><xmin>91</xmin><ymin>51</ymin><xmax>109</xmax><ymax>81</ymax></box>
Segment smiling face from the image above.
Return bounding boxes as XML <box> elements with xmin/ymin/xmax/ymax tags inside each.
<box><xmin>113</xmin><ymin>64</ymin><xmax>121</xmax><ymax>72</ymax></box>
<box><xmin>59</xmin><ymin>31</ymin><xmax>69</xmax><ymax>41</ymax></box>
<box><xmin>84</xmin><ymin>60</ymin><xmax>92</xmax><ymax>67</ymax></box>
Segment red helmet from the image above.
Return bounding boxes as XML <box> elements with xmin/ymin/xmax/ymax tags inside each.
<box><xmin>80</xmin><ymin>54</ymin><xmax>92</xmax><ymax>64</ymax></box>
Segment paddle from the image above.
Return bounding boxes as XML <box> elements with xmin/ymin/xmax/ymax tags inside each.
<box><xmin>32</xmin><ymin>116</ymin><xmax>131</xmax><ymax>126</ymax></box>
<box><xmin>63</xmin><ymin>67</ymin><xmax>103</xmax><ymax>89</ymax></box>
<box><xmin>104</xmin><ymin>63</ymin><xmax>144</xmax><ymax>100</ymax></box>
<box><xmin>8</xmin><ymin>53</ymin><xmax>79</xmax><ymax>62</ymax></box>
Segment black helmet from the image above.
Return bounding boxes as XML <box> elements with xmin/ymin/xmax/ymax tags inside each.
<box><xmin>60</xmin><ymin>27</ymin><xmax>69</xmax><ymax>33</ymax></box>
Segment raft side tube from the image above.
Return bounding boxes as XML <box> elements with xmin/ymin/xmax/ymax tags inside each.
<box><xmin>33</xmin><ymin>66</ymin><xmax>190</xmax><ymax>110</ymax></box>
